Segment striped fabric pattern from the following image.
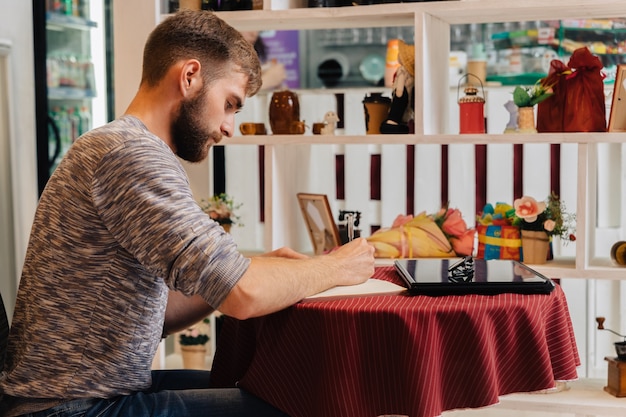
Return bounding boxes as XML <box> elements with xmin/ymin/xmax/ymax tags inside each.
<box><xmin>211</xmin><ymin>267</ymin><xmax>580</xmax><ymax>417</ymax></box>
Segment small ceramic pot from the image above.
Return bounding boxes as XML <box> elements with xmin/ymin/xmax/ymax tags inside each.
<box><xmin>269</xmin><ymin>90</ymin><xmax>300</xmax><ymax>135</ymax></box>
<box><xmin>239</xmin><ymin>123</ymin><xmax>267</xmax><ymax>135</ymax></box>
<box><xmin>312</xmin><ymin>122</ymin><xmax>325</xmax><ymax>135</ymax></box>
<box><xmin>363</xmin><ymin>93</ymin><xmax>391</xmax><ymax>134</ymax></box>
<box><xmin>290</xmin><ymin>121</ymin><xmax>305</xmax><ymax>135</ymax></box>
<box><xmin>240</xmin><ymin>123</ymin><xmax>257</xmax><ymax>135</ymax></box>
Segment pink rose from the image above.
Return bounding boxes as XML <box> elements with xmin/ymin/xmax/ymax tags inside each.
<box><xmin>441</xmin><ymin>208</ymin><xmax>468</xmax><ymax>238</ymax></box>
<box><xmin>513</xmin><ymin>196</ymin><xmax>546</xmax><ymax>223</ymax></box>
<box><xmin>543</xmin><ymin>219</ymin><xmax>556</xmax><ymax>232</ymax></box>
<box><xmin>450</xmin><ymin>229</ymin><xmax>475</xmax><ymax>256</ymax></box>
<box><xmin>391</xmin><ymin>214</ymin><xmax>413</xmax><ymax>228</ymax></box>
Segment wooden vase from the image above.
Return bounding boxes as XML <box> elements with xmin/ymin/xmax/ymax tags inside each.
<box><xmin>517</xmin><ymin>106</ymin><xmax>537</xmax><ymax>133</ymax></box>
<box><xmin>521</xmin><ymin>230</ymin><xmax>550</xmax><ymax>264</ymax></box>
<box><xmin>181</xmin><ymin>345</ymin><xmax>207</xmax><ymax>370</ymax></box>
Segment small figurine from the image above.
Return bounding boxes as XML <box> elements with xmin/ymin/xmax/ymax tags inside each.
<box><xmin>503</xmin><ymin>100</ymin><xmax>518</xmax><ymax>133</ymax></box>
<box><xmin>321</xmin><ymin>111</ymin><xmax>340</xmax><ymax>135</ymax></box>
<box><xmin>380</xmin><ymin>40</ymin><xmax>414</xmax><ymax>134</ymax></box>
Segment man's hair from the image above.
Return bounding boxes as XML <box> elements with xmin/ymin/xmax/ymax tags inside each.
<box><xmin>141</xmin><ymin>10</ymin><xmax>262</xmax><ymax>96</ymax></box>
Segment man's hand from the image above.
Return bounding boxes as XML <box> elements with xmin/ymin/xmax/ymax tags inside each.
<box><xmin>326</xmin><ymin>238</ymin><xmax>376</xmax><ymax>287</ymax></box>
<box><xmin>219</xmin><ymin>239</ymin><xmax>375</xmax><ymax>320</ymax></box>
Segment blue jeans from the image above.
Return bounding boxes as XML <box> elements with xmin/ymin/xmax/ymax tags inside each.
<box><xmin>22</xmin><ymin>370</ymin><xmax>289</xmax><ymax>417</ymax></box>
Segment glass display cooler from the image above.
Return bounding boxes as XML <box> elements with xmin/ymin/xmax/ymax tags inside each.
<box><xmin>32</xmin><ymin>0</ymin><xmax>113</xmax><ymax>195</ymax></box>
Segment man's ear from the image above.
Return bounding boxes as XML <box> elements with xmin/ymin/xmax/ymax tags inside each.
<box><xmin>179</xmin><ymin>59</ymin><xmax>202</xmax><ymax>96</ymax></box>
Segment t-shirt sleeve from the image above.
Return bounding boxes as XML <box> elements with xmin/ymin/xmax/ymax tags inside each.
<box><xmin>91</xmin><ymin>137</ymin><xmax>249</xmax><ymax>308</ymax></box>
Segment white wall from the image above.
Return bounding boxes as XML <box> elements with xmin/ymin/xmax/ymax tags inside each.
<box><xmin>0</xmin><ymin>1</ymin><xmax>39</xmax><ymax>320</ymax></box>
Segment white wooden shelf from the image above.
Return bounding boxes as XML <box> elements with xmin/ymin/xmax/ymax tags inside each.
<box><xmin>114</xmin><ymin>1</ymin><xmax>626</xmax><ymax>278</ymax></box>
<box><xmin>160</xmin><ymin>1</ymin><xmax>626</xmax><ymax>32</ymax></box>
<box><xmin>426</xmin><ymin>0</ymin><xmax>626</xmax><ymax>25</ymax></box>
<box><xmin>534</xmin><ymin>259</ymin><xmax>626</xmax><ymax>280</ymax></box>
<box><xmin>224</xmin><ymin>132</ymin><xmax>626</xmax><ymax>145</ymax></box>
<box><xmin>373</xmin><ymin>257</ymin><xmax>626</xmax><ymax>280</ymax></box>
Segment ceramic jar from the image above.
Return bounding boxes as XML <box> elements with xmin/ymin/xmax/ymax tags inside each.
<box><xmin>363</xmin><ymin>93</ymin><xmax>391</xmax><ymax>134</ymax></box>
<box><xmin>269</xmin><ymin>90</ymin><xmax>300</xmax><ymax>135</ymax></box>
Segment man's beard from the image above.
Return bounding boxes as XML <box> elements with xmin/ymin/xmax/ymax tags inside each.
<box><xmin>171</xmin><ymin>92</ymin><xmax>222</xmax><ymax>163</ymax></box>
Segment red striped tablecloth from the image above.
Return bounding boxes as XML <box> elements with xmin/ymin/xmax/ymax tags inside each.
<box><xmin>210</xmin><ymin>267</ymin><xmax>580</xmax><ymax>417</ymax></box>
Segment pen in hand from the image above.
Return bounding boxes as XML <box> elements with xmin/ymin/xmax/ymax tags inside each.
<box><xmin>347</xmin><ymin>213</ymin><xmax>354</xmax><ymax>242</ymax></box>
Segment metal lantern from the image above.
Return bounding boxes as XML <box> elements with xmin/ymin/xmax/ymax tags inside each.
<box><xmin>458</xmin><ymin>74</ymin><xmax>485</xmax><ymax>134</ymax></box>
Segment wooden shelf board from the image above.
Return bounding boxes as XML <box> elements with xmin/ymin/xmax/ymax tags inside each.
<box><xmin>200</xmin><ymin>5</ymin><xmax>415</xmax><ymax>31</ymax></box>
<box><xmin>224</xmin><ymin>132</ymin><xmax>626</xmax><ymax>146</ymax></box>
<box><xmin>180</xmin><ymin>1</ymin><xmax>626</xmax><ymax>30</ymax></box>
<box><xmin>424</xmin><ymin>0</ymin><xmax>626</xmax><ymax>25</ymax></box>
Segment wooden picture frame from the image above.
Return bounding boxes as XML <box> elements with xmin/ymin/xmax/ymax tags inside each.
<box><xmin>296</xmin><ymin>193</ymin><xmax>341</xmax><ymax>255</ymax></box>
<box><xmin>608</xmin><ymin>64</ymin><xmax>626</xmax><ymax>132</ymax></box>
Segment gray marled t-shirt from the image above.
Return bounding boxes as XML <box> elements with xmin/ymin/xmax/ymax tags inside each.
<box><xmin>0</xmin><ymin>116</ymin><xmax>249</xmax><ymax>409</ymax></box>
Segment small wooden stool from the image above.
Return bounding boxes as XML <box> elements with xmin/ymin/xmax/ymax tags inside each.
<box><xmin>604</xmin><ymin>356</ymin><xmax>626</xmax><ymax>397</ymax></box>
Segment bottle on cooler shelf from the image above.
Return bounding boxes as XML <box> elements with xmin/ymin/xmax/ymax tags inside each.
<box><xmin>48</xmin><ymin>0</ymin><xmax>63</xmax><ymax>13</ymax></box>
<box><xmin>67</xmin><ymin>107</ymin><xmax>81</xmax><ymax>142</ymax></box>
<box><xmin>79</xmin><ymin>106</ymin><xmax>92</xmax><ymax>135</ymax></box>
<box><xmin>50</xmin><ymin>107</ymin><xmax>72</xmax><ymax>156</ymax></box>
<box><xmin>83</xmin><ymin>58</ymin><xmax>96</xmax><ymax>94</ymax></box>
<box><xmin>72</xmin><ymin>0</ymin><xmax>80</xmax><ymax>17</ymax></box>
<box><xmin>63</xmin><ymin>0</ymin><xmax>73</xmax><ymax>16</ymax></box>
<box><xmin>46</xmin><ymin>56</ymin><xmax>60</xmax><ymax>88</ymax></box>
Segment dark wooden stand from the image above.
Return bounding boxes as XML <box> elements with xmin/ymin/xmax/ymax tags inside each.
<box><xmin>604</xmin><ymin>356</ymin><xmax>626</xmax><ymax>397</ymax></box>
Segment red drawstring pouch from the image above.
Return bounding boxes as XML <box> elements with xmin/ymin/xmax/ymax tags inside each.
<box><xmin>537</xmin><ymin>47</ymin><xmax>606</xmax><ymax>132</ymax></box>
<box><xmin>563</xmin><ymin>48</ymin><xmax>606</xmax><ymax>132</ymax></box>
<box><xmin>536</xmin><ymin>60</ymin><xmax>570</xmax><ymax>132</ymax></box>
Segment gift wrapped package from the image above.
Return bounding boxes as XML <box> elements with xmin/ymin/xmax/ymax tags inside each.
<box><xmin>476</xmin><ymin>224</ymin><xmax>522</xmax><ymax>261</ymax></box>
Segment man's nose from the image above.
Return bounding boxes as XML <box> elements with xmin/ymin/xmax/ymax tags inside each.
<box><xmin>221</xmin><ymin>116</ymin><xmax>234</xmax><ymax>138</ymax></box>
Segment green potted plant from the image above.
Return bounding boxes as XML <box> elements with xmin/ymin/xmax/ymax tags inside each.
<box><xmin>179</xmin><ymin>317</ymin><xmax>210</xmax><ymax>369</ymax></box>
<box><xmin>199</xmin><ymin>193</ymin><xmax>243</xmax><ymax>232</ymax></box>
<box><xmin>513</xmin><ymin>193</ymin><xmax>575</xmax><ymax>264</ymax></box>
<box><xmin>512</xmin><ymin>81</ymin><xmax>553</xmax><ymax>133</ymax></box>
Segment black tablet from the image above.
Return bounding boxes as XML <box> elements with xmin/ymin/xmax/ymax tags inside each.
<box><xmin>394</xmin><ymin>257</ymin><xmax>555</xmax><ymax>296</ymax></box>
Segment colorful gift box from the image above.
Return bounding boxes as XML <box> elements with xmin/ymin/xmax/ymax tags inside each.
<box><xmin>476</xmin><ymin>224</ymin><xmax>522</xmax><ymax>261</ymax></box>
